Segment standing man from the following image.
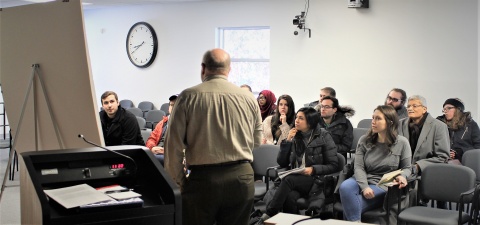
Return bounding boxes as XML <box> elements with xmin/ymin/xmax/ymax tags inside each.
<box><xmin>99</xmin><ymin>91</ymin><xmax>145</xmax><ymax>146</ymax></box>
<box><xmin>308</xmin><ymin>87</ymin><xmax>336</xmax><ymax>107</ymax></box>
<box><xmin>385</xmin><ymin>88</ymin><xmax>408</xmax><ymax>119</ymax></box>
<box><xmin>317</xmin><ymin>96</ymin><xmax>354</xmax><ymax>159</ymax></box>
<box><xmin>165</xmin><ymin>49</ymin><xmax>262</xmax><ymax>225</ymax></box>
<box><xmin>145</xmin><ymin>94</ymin><xmax>178</xmax><ymax>164</ymax></box>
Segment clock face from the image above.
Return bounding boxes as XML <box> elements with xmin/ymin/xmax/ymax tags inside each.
<box><xmin>126</xmin><ymin>22</ymin><xmax>158</xmax><ymax>68</ymax></box>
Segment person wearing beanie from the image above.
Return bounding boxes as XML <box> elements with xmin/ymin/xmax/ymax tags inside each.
<box><xmin>145</xmin><ymin>94</ymin><xmax>178</xmax><ymax>164</ymax></box>
<box><xmin>436</xmin><ymin>98</ymin><xmax>480</xmax><ymax>162</ymax></box>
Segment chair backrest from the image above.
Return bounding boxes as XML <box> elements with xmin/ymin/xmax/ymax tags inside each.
<box><xmin>252</xmin><ymin>145</ymin><xmax>280</xmax><ymax>177</ymax></box>
<box><xmin>336</xmin><ymin>153</ymin><xmax>346</xmax><ymax>173</ymax></box>
<box><xmin>141</xmin><ymin>130</ymin><xmax>151</xmax><ymax>143</ymax></box>
<box><xmin>145</xmin><ymin>110</ymin><xmax>166</xmax><ymax>129</ymax></box>
<box><xmin>351</xmin><ymin>128</ymin><xmax>368</xmax><ymax>150</ymax></box>
<box><xmin>119</xmin><ymin>99</ymin><xmax>134</xmax><ymax>109</ymax></box>
<box><xmin>357</xmin><ymin>119</ymin><xmax>372</xmax><ymax>128</ymax></box>
<box><xmin>421</xmin><ymin>164</ymin><xmax>476</xmax><ymax>203</ymax></box>
<box><xmin>127</xmin><ymin>107</ymin><xmax>143</xmax><ymax>117</ymax></box>
<box><xmin>136</xmin><ymin>116</ymin><xmax>146</xmax><ymax>130</ymax></box>
<box><xmin>160</xmin><ymin>103</ymin><xmax>170</xmax><ymax>116</ymax></box>
<box><xmin>138</xmin><ymin>101</ymin><xmax>155</xmax><ymax>112</ymax></box>
<box><xmin>462</xmin><ymin>149</ymin><xmax>480</xmax><ymax>182</ymax></box>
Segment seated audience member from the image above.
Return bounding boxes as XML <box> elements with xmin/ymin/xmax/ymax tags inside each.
<box><xmin>240</xmin><ymin>84</ymin><xmax>253</xmax><ymax>92</ymax></box>
<box><xmin>262</xmin><ymin>94</ymin><xmax>295</xmax><ymax>145</ymax></box>
<box><xmin>99</xmin><ymin>91</ymin><xmax>145</xmax><ymax>146</ymax></box>
<box><xmin>258</xmin><ymin>90</ymin><xmax>277</xmax><ymax>121</ymax></box>
<box><xmin>384</xmin><ymin>88</ymin><xmax>408</xmax><ymax>119</ymax></box>
<box><xmin>145</xmin><ymin>94</ymin><xmax>178</xmax><ymax>164</ymax></box>
<box><xmin>339</xmin><ymin>105</ymin><xmax>411</xmax><ymax>223</ymax></box>
<box><xmin>398</xmin><ymin>95</ymin><xmax>449</xmax><ymax>176</ymax></box>
<box><xmin>257</xmin><ymin>107</ymin><xmax>339</xmax><ymax>224</ymax></box>
<box><xmin>437</xmin><ymin>98</ymin><xmax>480</xmax><ymax>162</ymax></box>
<box><xmin>398</xmin><ymin>95</ymin><xmax>449</xmax><ymax>208</ymax></box>
<box><xmin>316</xmin><ymin>96</ymin><xmax>354</xmax><ymax>159</ymax></box>
<box><xmin>308</xmin><ymin>87</ymin><xmax>336</xmax><ymax>107</ymax></box>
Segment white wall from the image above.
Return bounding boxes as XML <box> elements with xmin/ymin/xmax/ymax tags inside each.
<box><xmin>84</xmin><ymin>0</ymin><xmax>478</xmax><ymax>126</ymax></box>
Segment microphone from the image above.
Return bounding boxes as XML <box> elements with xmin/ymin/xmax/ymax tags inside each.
<box><xmin>78</xmin><ymin>134</ymin><xmax>137</xmax><ymax>175</ymax></box>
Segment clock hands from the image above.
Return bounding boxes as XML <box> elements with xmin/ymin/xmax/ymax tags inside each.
<box><xmin>130</xmin><ymin>41</ymin><xmax>145</xmax><ymax>54</ymax></box>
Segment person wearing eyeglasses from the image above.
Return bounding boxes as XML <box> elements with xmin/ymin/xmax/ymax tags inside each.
<box><xmin>384</xmin><ymin>88</ymin><xmax>408</xmax><ymax>120</ymax></box>
<box><xmin>436</xmin><ymin>98</ymin><xmax>480</xmax><ymax>163</ymax></box>
<box><xmin>316</xmin><ymin>96</ymin><xmax>354</xmax><ymax>160</ymax></box>
<box><xmin>397</xmin><ymin>95</ymin><xmax>449</xmax><ymax>208</ymax></box>
<box><xmin>398</xmin><ymin>95</ymin><xmax>449</xmax><ymax>176</ymax></box>
<box><xmin>258</xmin><ymin>90</ymin><xmax>277</xmax><ymax>121</ymax></box>
<box><xmin>262</xmin><ymin>94</ymin><xmax>296</xmax><ymax>145</ymax></box>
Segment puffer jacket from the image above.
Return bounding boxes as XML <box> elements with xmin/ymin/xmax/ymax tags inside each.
<box><xmin>437</xmin><ymin>114</ymin><xmax>480</xmax><ymax>161</ymax></box>
<box><xmin>278</xmin><ymin>125</ymin><xmax>339</xmax><ymax>211</ymax></box>
<box><xmin>318</xmin><ymin>111</ymin><xmax>354</xmax><ymax>155</ymax></box>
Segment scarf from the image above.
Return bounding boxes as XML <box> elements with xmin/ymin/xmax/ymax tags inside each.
<box><xmin>259</xmin><ymin>90</ymin><xmax>277</xmax><ymax>121</ymax></box>
<box><xmin>408</xmin><ymin>113</ymin><xmax>428</xmax><ymax>154</ymax></box>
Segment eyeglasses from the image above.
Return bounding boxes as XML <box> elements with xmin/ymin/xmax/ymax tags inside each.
<box><xmin>257</xmin><ymin>96</ymin><xmax>266</xmax><ymax>101</ymax></box>
<box><xmin>386</xmin><ymin>96</ymin><xmax>401</xmax><ymax>103</ymax></box>
<box><xmin>320</xmin><ymin>105</ymin><xmax>333</xmax><ymax>109</ymax></box>
<box><xmin>442</xmin><ymin>106</ymin><xmax>455</xmax><ymax>113</ymax></box>
<box><xmin>407</xmin><ymin>104</ymin><xmax>424</xmax><ymax>109</ymax></box>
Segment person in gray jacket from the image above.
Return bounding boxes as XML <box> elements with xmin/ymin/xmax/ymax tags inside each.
<box><xmin>398</xmin><ymin>95</ymin><xmax>450</xmax><ymax>176</ymax></box>
<box><xmin>339</xmin><ymin>105</ymin><xmax>411</xmax><ymax>222</ymax></box>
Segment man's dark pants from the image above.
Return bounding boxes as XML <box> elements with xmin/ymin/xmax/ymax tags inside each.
<box><xmin>182</xmin><ymin>162</ymin><xmax>254</xmax><ymax>225</ymax></box>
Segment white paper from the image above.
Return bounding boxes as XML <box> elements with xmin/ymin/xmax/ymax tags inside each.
<box><xmin>278</xmin><ymin>167</ymin><xmax>305</xmax><ymax>180</ymax></box>
<box><xmin>44</xmin><ymin>184</ymin><xmax>114</xmax><ymax>209</ymax></box>
<box><xmin>107</xmin><ymin>191</ymin><xmax>142</xmax><ymax>200</ymax></box>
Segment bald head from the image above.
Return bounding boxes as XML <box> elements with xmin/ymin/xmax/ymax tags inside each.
<box><xmin>201</xmin><ymin>48</ymin><xmax>231</xmax><ymax>80</ymax></box>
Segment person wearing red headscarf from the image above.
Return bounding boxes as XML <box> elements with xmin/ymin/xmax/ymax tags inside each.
<box><xmin>258</xmin><ymin>90</ymin><xmax>277</xmax><ymax>121</ymax></box>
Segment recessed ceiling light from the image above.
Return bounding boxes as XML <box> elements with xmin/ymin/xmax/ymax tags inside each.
<box><xmin>82</xmin><ymin>2</ymin><xmax>92</xmax><ymax>6</ymax></box>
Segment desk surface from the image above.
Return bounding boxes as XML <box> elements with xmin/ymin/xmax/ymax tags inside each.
<box><xmin>264</xmin><ymin>213</ymin><xmax>373</xmax><ymax>225</ymax></box>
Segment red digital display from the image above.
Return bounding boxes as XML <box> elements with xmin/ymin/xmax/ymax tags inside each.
<box><xmin>110</xmin><ymin>163</ymin><xmax>125</xmax><ymax>169</ymax></box>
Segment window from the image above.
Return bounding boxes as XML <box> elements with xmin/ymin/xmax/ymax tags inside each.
<box><xmin>217</xmin><ymin>27</ymin><xmax>270</xmax><ymax>94</ymax></box>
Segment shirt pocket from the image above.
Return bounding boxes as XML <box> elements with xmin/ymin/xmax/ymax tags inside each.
<box><xmin>387</xmin><ymin>151</ymin><xmax>401</xmax><ymax>171</ymax></box>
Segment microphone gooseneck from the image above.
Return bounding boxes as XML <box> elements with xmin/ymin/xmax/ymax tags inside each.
<box><xmin>77</xmin><ymin>134</ymin><xmax>138</xmax><ymax>174</ymax></box>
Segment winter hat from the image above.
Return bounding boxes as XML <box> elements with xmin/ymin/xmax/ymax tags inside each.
<box><xmin>443</xmin><ymin>98</ymin><xmax>464</xmax><ymax>112</ymax></box>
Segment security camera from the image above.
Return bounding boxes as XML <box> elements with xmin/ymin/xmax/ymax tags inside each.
<box><xmin>294</xmin><ymin>31</ymin><xmax>298</xmax><ymax>35</ymax></box>
<box><xmin>292</xmin><ymin>12</ymin><xmax>305</xmax><ymax>27</ymax></box>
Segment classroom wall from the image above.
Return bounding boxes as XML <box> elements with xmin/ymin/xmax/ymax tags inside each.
<box><xmin>84</xmin><ymin>0</ymin><xmax>478</xmax><ymax>126</ymax></box>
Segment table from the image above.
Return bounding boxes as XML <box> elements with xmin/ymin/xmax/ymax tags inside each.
<box><xmin>264</xmin><ymin>213</ymin><xmax>373</xmax><ymax>225</ymax></box>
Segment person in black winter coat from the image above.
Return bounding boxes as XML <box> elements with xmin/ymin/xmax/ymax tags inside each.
<box><xmin>437</xmin><ymin>98</ymin><xmax>480</xmax><ymax>162</ymax></box>
<box><xmin>99</xmin><ymin>91</ymin><xmax>145</xmax><ymax>146</ymax></box>
<box><xmin>256</xmin><ymin>107</ymin><xmax>339</xmax><ymax>224</ymax></box>
<box><xmin>316</xmin><ymin>96</ymin><xmax>354</xmax><ymax>160</ymax></box>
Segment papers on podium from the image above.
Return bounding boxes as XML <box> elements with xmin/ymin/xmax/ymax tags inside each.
<box><xmin>44</xmin><ymin>184</ymin><xmax>114</xmax><ymax>209</ymax></box>
<box><xmin>44</xmin><ymin>184</ymin><xmax>143</xmax><ymax>209</ymax></box>
<box><xmin>377</xmin><ymin>169</ymin><xmax>403</xmax><ymax>186</ymax></box>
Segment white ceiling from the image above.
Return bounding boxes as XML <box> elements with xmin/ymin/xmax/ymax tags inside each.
<box><xmin>0</xmin><ymin>0</ymin><xmax>218</xmax><ymax>10</ymax></box>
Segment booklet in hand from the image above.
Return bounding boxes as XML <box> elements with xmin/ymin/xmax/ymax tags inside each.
<box><xmin>377</xmin><ymin>169</ymin><xmax>403</xmax><ymax>186</ymax></box>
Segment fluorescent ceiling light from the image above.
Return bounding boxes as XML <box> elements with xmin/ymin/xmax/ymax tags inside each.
<box><xmin>22</xmin><ymin>0</ymin><xmax>55</xmax><ymax>3</ymax></box>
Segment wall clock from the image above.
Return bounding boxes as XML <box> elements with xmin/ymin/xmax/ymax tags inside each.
<box><xmin>126</xmin><ymin>22</ymin><xmax>158</xmax><ymax>68</ymax></box>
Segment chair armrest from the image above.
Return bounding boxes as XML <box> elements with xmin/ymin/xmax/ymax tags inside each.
<box><xmin>265</xmin><ymin>166</ymin><xmax>283</xmax><ymax>191</ymax></box>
